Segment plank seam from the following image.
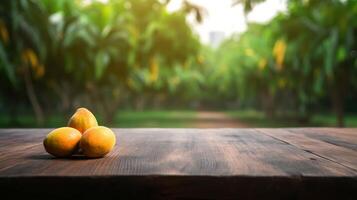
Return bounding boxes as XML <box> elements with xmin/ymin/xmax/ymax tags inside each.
<box><xmin>255</xmin><ymin>129</ymin><xmax>357</xmax><ymax>173</ymax></box>
<box><xmin>298</xmin><ymin>128</ymin><xmax>357</xmax><ymax>152</ymax></box>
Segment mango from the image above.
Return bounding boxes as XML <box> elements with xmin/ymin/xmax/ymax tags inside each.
<box><xmin>68</xmin><ymin>107</ymin><xmax>98</xmax><ymax>134</ymax></box>
<box><xmin>43</xmin><ymin>127</ymin><xmax>82</xmax><ymax>157</ymax></box>
<box><xmin>80</xmin><ymin>126</ymin><xmax>116</xmax><ymax>158</ymax></box>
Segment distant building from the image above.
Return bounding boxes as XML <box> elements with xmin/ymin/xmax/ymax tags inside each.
<box><xmin>209</xmin><ymin>31</ymin><xmax>225</xmax><ymax>48</ymax></box>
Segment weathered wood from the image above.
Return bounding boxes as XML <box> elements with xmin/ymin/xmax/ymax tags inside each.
<box><xmin>0</xmin><ymin>128</ymin><xmax>356</xmax><ymax>200</ymax></box>
<box><xmin>258</xmin><ymin>128</ymin><xmax>357</xmax><ymax>171</ymax></box>
<box><xmin>301</xmin><ymin>128</ymin><xmax>357</xmax><ymax>151</ymax></box>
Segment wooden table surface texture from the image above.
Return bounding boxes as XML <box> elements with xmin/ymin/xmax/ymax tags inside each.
<box><xmin>0</xmin><ymin>128</ymin><xmax>356</xmax><ymax>177</ymax></box>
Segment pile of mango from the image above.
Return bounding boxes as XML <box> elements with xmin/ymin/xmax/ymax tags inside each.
<box><xmin>43</xmin><ymin>108</ymin><xmax>116</xmax><ymax>158</ymax></box>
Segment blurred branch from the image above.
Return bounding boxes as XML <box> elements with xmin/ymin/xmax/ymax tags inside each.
<box><xmin>24</xmin><ymin>65</ymin><xmax>44</xmax><ymax>125</ymax></box>
<box><xmin>232</xmin><ymin>0</ymin><xmax>265</xmax><ymax>15</ymax></box>
<box><xmin>181</xmin><ymin>0</ymin><xmax>206</xmax><ymax>23</ymax></box>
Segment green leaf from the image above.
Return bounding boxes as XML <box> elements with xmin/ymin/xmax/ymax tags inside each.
<box><xmin>336</xmin><ymin>46</ymin><xmax>346</xmax><ymax>62</ymax></box>
<box><xmin>95</xmin><ymin>51</ymin><xmax>110</xmax><ymax>79</ymax></box>
<box><xmin>313</xmin><ymin>72</ymin><xmax>323</xmax><ymax>95</ymax></box>
<box><xmin>324</xmin><ymin>29</ymin><xmax>338</xmax><ymax>76</ymax></box>
<box><xmin>0</xmin><ymin>42</ymin><xmax>16</xmax><ymax>85</ymax></box>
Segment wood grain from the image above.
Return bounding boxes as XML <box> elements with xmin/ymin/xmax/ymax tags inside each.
<box><xmin>258</xmin><ymin>128</ymin><xmax>357</xmax><ymax>172</ymax></box>
<box><xmin>0</xmin><ymin>128</ymin><xmax>356</xmax><ymax>199</ymax></box>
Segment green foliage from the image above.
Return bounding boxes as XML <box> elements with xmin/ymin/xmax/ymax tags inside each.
<box><xmin>207</xmin><ymin>0</ymin><xmax>357</xmax><ymax>124</ymax></box>
<box><xmin>0</xmin><ymin>0</ymin><xmax>200</xmax><ymax>122</ymax></box>
<box><xmin>0</xmin><ymin>0</ymin><xmax>356</xmax><ymax>127</ymax></box>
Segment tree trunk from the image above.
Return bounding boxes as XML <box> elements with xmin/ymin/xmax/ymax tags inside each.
<box><xmin>331</xmin><ymin>89</ymin><xmax>345</xmax><ymax>127</ymax></box>
<box><xmin>52</xmin><ymin>82</ymin><xmax>71</xmax><ymax>113</ymax></box>
<box><xmin>102</xmin><ymin>99</ymin><xmax>120</xmax><ymax>124</ymax></box>
<box><xmin>330</xmin><ymin>63</ymin><xmax>349</xmax><ymax>127</ymax></box>
<box><xmin>24</xmin><ymin>66</ymin><xmax>44</xmax><ymax>125</ymax></box>
<box><xmin>261</xmin><ymin>89</ymin><xmax>275</xmax><ymax>118</ymax></box>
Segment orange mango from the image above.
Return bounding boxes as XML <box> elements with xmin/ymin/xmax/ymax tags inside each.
<box><xmin>43</xmin><ymin>127</ymin><xmax>82</xmax><ymax>157</ymax></box>
<box><xmin>80</xmin><ymin>126</ymin><xmax>116</xmax><ymax>158</ymax></box>
<box><xmin>68</xmin><ymin>107</ymin><xmax>98</xmax><ymax>134</ymax></box>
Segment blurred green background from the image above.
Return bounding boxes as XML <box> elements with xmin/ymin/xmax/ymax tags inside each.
<box><xmin>0</xmin><ymin>0</ymin><xmax>356</xmax><ymax>128</ymax></box>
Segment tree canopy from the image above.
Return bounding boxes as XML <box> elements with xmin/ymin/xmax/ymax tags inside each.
<box><xmin>0</xmin><ymin>0</ymin><xmax>356</xmax><ymax>126</ymax></box>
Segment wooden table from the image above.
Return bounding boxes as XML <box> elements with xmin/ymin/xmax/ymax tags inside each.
<box><xmin>0</xmin><ymin>128</ymin><xmax>356</xmax><ymax>199</ymax></box>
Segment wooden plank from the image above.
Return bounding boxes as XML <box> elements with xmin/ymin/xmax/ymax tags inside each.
<box><xmin>0</xmin><ymin>128</ymin><xmax>356</xmax><ymax>200</ymax></box>
<box><xmin>1</xmin><ymin>129</ymin><xmax>278</xmax><ymax>176</ymax></box>
<box><xmin>317</xmin><ymin>128</ymin><xmax>357</xmax><ymax>137</ymax></box>
<box><xmin>0</xmin><ymin>129</ymin><xmax>48</xmax><ymax>171</ymax></box>
<box><xmin>0</xmin><ymin>128</ymin><xmax>355</xmax><ymax>177</ymax></box>
<box><xmin>300</xmin><ymin>128</ymin><xmax>357</xmax><ymax>151</ymax></box>
<box><xmin>258</xmin><ymin>128</ymin><xmax>357</xmax><ymax>172</ymax></box>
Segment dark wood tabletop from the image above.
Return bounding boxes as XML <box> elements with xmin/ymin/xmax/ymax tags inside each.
<box><xmin>0</xmin><ymin>128</ymin><xmax>356</xmax><ymax>199</ymax></box>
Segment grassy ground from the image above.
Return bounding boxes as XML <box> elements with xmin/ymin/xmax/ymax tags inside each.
<box><xmin>0</xmin><ymin>110</ymin><xmax>356</xmax><ymax>128</ymax></box>
<box><xmin>226</xmin><ymin>110</ymin><xmax>357</xmax><ymax>127</ymax></box>
<box><xmin>312</xmin><ymin>114</ymin><xmax>357</xmax><ymax>127</ymax></box>
<box><xmin>0</xmin><ymin>110</ymin><xmax>197</xmax><ymax>128</ymax></box>
<box><xmin>0</xmin><ymin>115</ymin><xmax>68</xmax><ymax>128</ymax></box>
<box><xmin>113</xmin><ymin>110</ymin><xmax>196</xmax><ymax>128</ymax></box>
